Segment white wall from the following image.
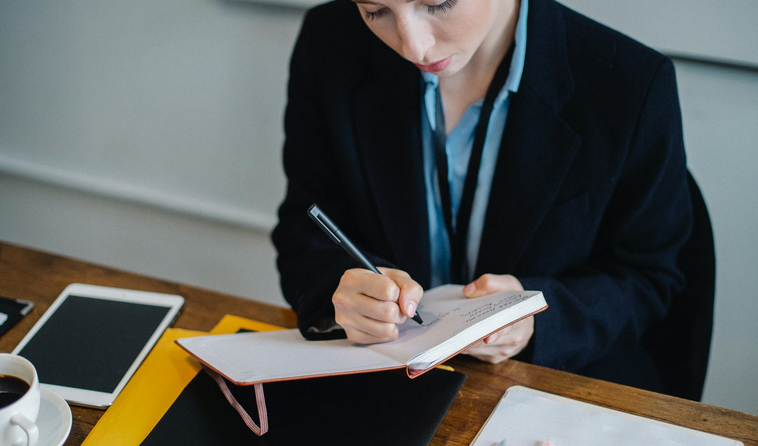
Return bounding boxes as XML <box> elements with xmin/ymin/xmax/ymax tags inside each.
<box><xmin>0</xmin><ymin>0</ymin><xmax>303</xmax><ymax>306</ymax></box>
<box><xmin>675</xmin><ymin>60</ymin><xmax>758</xmax><ymax>418</ymax></box>
<box><xmin>1</xmin><ymin>0</ymin><xmax>756</xmax><ymax>416</ymax></box>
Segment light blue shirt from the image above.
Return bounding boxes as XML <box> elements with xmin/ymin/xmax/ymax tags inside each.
<box><xmin>421</xmin><ymin>0</ymin><xmax>528</xmax><ymax>286</ymax></box>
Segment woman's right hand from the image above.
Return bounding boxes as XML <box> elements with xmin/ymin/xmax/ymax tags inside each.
<box><xmin>333</xmin><ymin>267</ymin><xmax>423</xmax><ymax>344</ymax></box>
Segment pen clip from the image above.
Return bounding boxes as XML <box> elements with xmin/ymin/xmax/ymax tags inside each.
<box><xmin>308</xmin><ymin>204</ymin><xmax>341</xmax><ymax>245</ymax></box>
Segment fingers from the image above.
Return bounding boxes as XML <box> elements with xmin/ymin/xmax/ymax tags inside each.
<box><xmin>341</xmin><ymin>268</ymin><xmax>401</xmax><ymax>303</ymax></box>
<box><xmin>333</xmin><ymin>268</ymin><xmax>420</xmax><ymax>344</ymax></box>
<box><xmin>381</xmin><ymin>267</ymin><xmax>424</xmax><ymax>319</ymax></box>
<box><xmin>462</xmin><ymin>342</ymin><xmax>512</xmax><ymax>364</ymax></box>
<box><xmin>462</xmin><ymin>316</ymin><xmax>534</xmax><ymax>364</ymax></box>
<box><xmin>463</xmin><ymin>274</ymin><xmax>524</xmax><ymax>298</ymax></box>
<box><xmin>483</xmin><ymin>327</ymin><xmax>508</xmax><ymax>344</ymax></box>
<box><xmin>461</xmin><ymin>274</ymin><xmax>528</xmax><ymax>361</ymax></box>
<box><xmin>343</xmin><ymin>320</ymin><xmax>400</xmax><ymax>344</ymax></box>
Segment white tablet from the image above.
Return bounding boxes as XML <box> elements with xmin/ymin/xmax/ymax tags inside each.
<box><xmin>13</xmin><ymin>283</ymin><xmax>184</xmax><ymax>408</ymax></box>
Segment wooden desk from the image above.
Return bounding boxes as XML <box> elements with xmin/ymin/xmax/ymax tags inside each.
<box><xmin>1</xmin><ymin>242</ymin><xmax>756</xmax><ymax>445</ymax></box>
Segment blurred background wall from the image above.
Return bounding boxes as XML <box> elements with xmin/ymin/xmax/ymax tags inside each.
<box><xmin>1</xmin><ymin>0</ymin><xmax>756</xmax><ymax>415</ymax></box>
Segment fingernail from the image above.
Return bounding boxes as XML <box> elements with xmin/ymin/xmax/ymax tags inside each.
<box><xmin>406</xmin><ymin>301</ymin><xmax>417</xmax><ymax>317</ymax></box>
<box><xmin>463</xmin><ymin>283</ymin><xmax>475</xmax><ymax>296</ymax></box>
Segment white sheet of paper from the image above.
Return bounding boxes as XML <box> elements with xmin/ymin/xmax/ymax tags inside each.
<box><xmin>471</xmin><ymin>386</ymin><xmax>744</xmax><ymax>446</ymax></box>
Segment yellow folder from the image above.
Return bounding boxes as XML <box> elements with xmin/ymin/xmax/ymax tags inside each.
<box><xmin>82</xmin><ymin>316</ymin><xmax>283</xmax><ymax>446</ymax></box>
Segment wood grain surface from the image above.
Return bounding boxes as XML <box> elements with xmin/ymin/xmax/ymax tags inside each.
<box><xmin>1</xmin><ymin>242</ymin><xmax>755</xmax><ymax>446</ymax></box>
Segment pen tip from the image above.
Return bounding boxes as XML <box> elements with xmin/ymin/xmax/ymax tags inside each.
<box><xmin>412</xmin><ymin>312</ymin><xmax>424</xmax><ymax>325</ymax></box>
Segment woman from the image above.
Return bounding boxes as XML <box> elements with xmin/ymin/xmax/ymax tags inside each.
<box><xmin>272</xmin><ymin>0</ymin><xmax>692</xmax><ymax>391</ymax></box>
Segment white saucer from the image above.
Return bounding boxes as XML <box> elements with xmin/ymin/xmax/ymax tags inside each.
<box><xmin>37</xmin><ymin>387</ymin><xmax>72</xmax><ymax>446</ymax></box>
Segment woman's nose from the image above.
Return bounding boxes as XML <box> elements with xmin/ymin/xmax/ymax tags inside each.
<box><xmin>396</xmin><ymin>14</ymin><xmax>433</xmax><ymax>64</ymax></box>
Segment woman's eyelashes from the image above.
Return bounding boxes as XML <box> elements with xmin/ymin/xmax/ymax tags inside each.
<box><xmin>363</xmin><ymin>0</ymin><xmax>459</xmax><ymax>21</ymax></box>
<box><xmin>363</xmin><ymin>8</ymin><xmax>388</xmax><ymax>20</ymax></box>
<box><xmin>427</xmin><ymin>0</ymin><xmax>458</xmax><ymax>15</ymax></box>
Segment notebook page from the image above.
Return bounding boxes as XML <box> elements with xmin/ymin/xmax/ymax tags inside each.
<box><xmin>178</xmin><ymin>329</ymin><xmax>400</xmax><ymax>384</ymax></box>
<box><xmin>369</xmin><ymin>286</ymin><xmax>543</xmax><ymax>368</ymax></box>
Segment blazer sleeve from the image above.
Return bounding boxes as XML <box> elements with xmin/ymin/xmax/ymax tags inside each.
<box><xmin>271</xmin><ymin>7</ymin><xmax>393</xmax><ymax>340</ymax></box>
<box><xmin>518</xmin><ymin>58</ymin><xmax>693</xmax><ymax>372</ymax></box>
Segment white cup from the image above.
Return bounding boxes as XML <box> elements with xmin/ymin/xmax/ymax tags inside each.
<box><xmin>0</xmin><ymin>354</ymin><xmax>40</xmax><ymax>446</ymax></box>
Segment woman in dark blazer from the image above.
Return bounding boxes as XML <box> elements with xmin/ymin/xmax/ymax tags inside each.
<box><xmin>272</xmin><ymin>0</ymin><xmax>692</xmax><ymax>391</ymax></box>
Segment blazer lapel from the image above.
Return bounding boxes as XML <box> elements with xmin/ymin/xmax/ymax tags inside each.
<box><xmin>475</xmin><ymin>0</ymin><xmax>581</xmax><ymax>277</ymax></box>
<box><xmin>476</xmin><ymin>88</ymin><xmax>580</xmax><ymax>276</ymax></box>
<box><xmin>351</xmin><ymin>50</ymin><xmax>432</xmax><ymax>287</ymax></box>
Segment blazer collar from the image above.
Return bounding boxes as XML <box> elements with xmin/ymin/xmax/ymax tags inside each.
<box><xmin>520</xmin><ymin>0</ymin><xmax>574</xmax><ymax>111</ymax></box>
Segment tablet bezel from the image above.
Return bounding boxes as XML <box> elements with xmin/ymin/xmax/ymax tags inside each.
<box><xmin>13</xmin><ymin>283</ymin><xmax>184</xmax><ymax>408</ymax></box>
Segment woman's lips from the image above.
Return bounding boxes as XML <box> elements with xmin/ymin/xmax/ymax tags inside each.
<box><xmin>415</xmin><ymin>57</ymin><xmax>451</xmax><ymax>73</ymax></box>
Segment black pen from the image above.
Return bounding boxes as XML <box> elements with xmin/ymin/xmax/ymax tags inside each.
<box><xmin>308</xmin><ymin>204</ymin><xmax>424</xmax><ymax>325</ymax></box>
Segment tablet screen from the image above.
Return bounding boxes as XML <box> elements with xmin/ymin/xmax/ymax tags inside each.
<box><xmin>17</xmin><ymin>295</ymin><xmax>171</xmax><ymax>393</ymax></box>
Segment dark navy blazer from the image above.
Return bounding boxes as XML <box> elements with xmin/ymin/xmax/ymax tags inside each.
<box><xmin>272</xmin><ymin>0</ymin><xmax>693</xmax><ymax>378</ymax></box>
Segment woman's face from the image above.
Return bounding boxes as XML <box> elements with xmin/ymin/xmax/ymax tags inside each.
<box><xmin>353</xmin><ymin>0</ymin><xmax>513</xmax><ymax>78</ymax></box>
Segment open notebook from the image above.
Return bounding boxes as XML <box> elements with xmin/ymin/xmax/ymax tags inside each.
<box><xmin>177</xmin><ymin>285</ymin><xmax>547</xmax><ymax>384</ymax></box>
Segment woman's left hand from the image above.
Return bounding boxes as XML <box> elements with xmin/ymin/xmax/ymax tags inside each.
<box><xmin>461</xmin><ymin>274</ymin><xmax>534</xmax><ymax>364</ymax></box>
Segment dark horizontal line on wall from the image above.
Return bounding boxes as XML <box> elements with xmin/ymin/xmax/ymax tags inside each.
<box><xmin>0</xmin><ymin>155</ymin><xmax>277</xmax><ymax>233</ymax></box>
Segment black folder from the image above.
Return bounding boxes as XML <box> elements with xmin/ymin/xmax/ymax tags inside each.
<box><xmin>141</xmin><ymin>366</ymin><xmax>465</xmax><ymax>446</ymax></box>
